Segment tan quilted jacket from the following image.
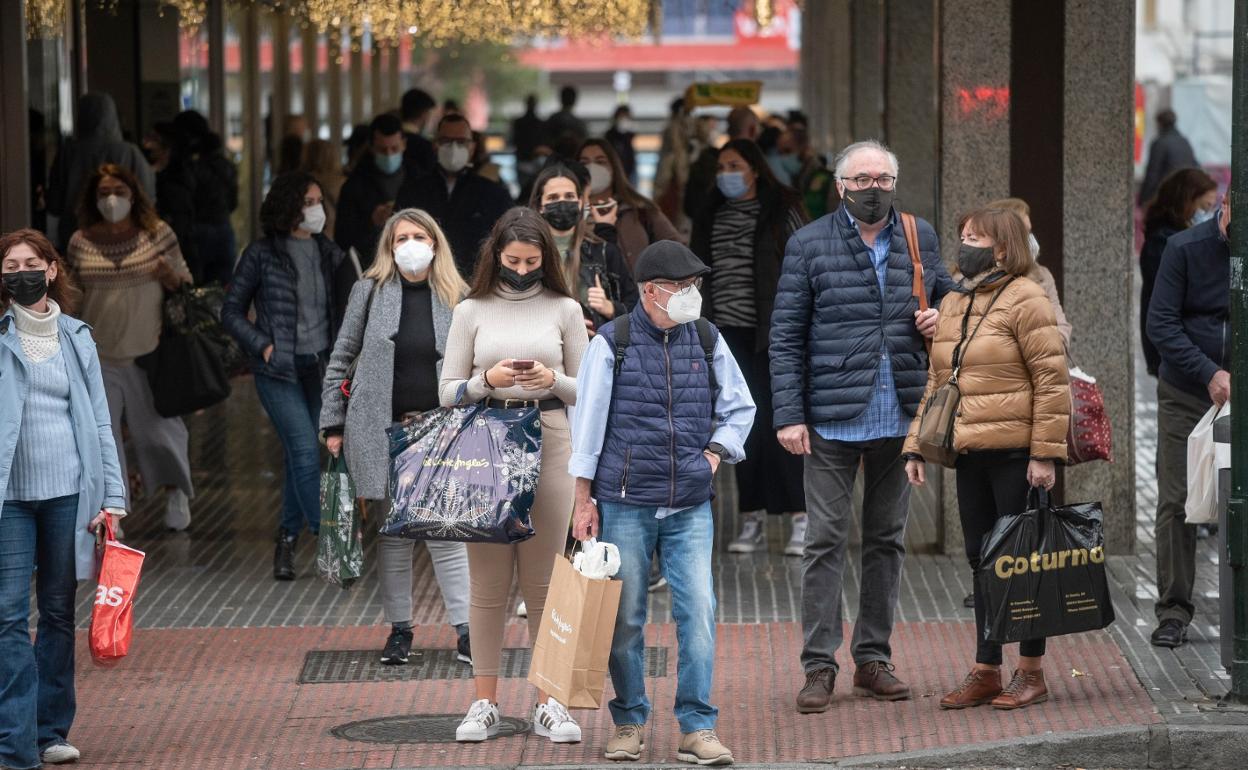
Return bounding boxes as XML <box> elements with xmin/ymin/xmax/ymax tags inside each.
<box><xmin>904</xmin><ymin>272</ymin><xmax>1070</xmax><ymax>461</ymax></box>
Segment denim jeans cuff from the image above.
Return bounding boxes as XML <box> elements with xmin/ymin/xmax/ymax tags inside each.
<box><xmin>677</xmin><ymin>717</ymin><xmax>718</xmax><ymax>734</ymax></box>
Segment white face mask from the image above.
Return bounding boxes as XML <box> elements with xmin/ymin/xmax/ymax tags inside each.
<box><xmin>655</xmin><ymin>283</ymin><xmax>703</xmax><ymax>325</ymax></box>
<box><xmin>98</xmin><ymin>194</ymin><xmax>132</xmax><ymax>224</ymax></box>
<box><xmin>394</xmin><ymin>239</ymin><xmax>435</xmax><ymax>274</ymax></box>
<box><xmin>1027</xmin><ymin>232</ymin><xmax>1040</xmax><ymax>260</ymax></box>
<box><xmin>437</xmin><ymin>143</ymin><xmax>471</xmax><ymax>174</ymax></box>
<box><xmin>587</xmin><ymin>163</ymin><xmax>613</xmax><ymax>195</ymax></box>
<box><xmin>300</xmin><ymin>204</ymin><xmax>326</xmax><ymax>235</ymax></box>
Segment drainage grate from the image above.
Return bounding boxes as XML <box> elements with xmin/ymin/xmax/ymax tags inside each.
<box><xmin>300</xmin><ymin>646</ymin><xmax>668</xmax><ymax>684</ymax></box>
<box><xmin>331</xmin><ymin>713</ymin><xmax>530</xmax><ymax>744</ymax></box>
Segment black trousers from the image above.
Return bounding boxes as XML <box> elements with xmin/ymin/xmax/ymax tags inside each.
<box><xmin>719</xmin><ymin>327</ymin><xmax>805</xmax><ymax>514</ymax></box>
<box><xmin>955</xmin><ymin>450</ymin><xmax>1047</xmax><ymax>665</ymax></box>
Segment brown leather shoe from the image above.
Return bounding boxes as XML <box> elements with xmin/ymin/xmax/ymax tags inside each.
<box><xmin>796</xmin><ymin>667</ymin><xmax>836</xmax><ymax>713</ymax></box>
<box><xmin>851</xmin><ymin>661</ymin><xmax>911</xmax><ymax>701</ymax></box>
<box><xmin>992</xmin><ymin>668</ymin><xmax>1048</xmax><ymax>709</ymax></box>
<box><xmin>939</xmin><ymin>668</ymin><xmax>1003</xmax><ymax>709</ymax></box>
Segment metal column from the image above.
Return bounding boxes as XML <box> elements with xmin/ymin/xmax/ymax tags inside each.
<box><xmin>328</xmin><ymin>38</ymin><xmax>343</xmax><ymax>148</ymax></box>
<box><xmin>370</xmin><ymin>46</ymin><xmax>384</xmax><ymax>115</ymax></box>
<box><xmin>0</xmin><ymin>0</ymin><xmax>31</xmax><ymax>232</ymax></box>
<box><xmin>302</xmin><ymin>25</ymin><xmax>320</xmax><ymax>135</ymax></box>
<box><xmin>243</xmin><ymin>3</ymin><xmax>263</xmax><ymax>242</ymax></box>
<box><xmin>207</xmin><ymin>0</ymin><xmax>227</xmax><ymax>138</ymax></box>
<box><xmin>349</xmin><ymin>47</ymin><xmax>364</xmax><ymax>125</ymax></box>
<box><xmin>271</xmin><ymin>10</ymin><xmax>291</xmax><ymax>152</ymax></box>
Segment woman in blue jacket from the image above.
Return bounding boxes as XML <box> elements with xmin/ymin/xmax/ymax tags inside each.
<box><xmin>0</xmin><ymin>228</ymin><xmax>127</xmax><ymax>769</ymax></box>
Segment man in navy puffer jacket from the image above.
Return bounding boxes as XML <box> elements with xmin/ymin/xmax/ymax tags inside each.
<box><xmin>770</xmin><ymin>140</ymin><xmax>955</xmax><ymax>714</ymax></box>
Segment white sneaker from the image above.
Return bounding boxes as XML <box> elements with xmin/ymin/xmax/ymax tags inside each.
<box><xmin>41</xmin><ymin>742</ymin><xmax>81</xmax><ymax>764</ymax></box>
<box><xmin>727</xmin><ymin>512</ymin><xmax>767</xmax><ymax>553</ymax></box>
<box><xmin>785</xmin><ymin>513</ymin><xmax>808</xmax><ymax>557</ymax></box>
<box><xmin>455</xmin><ymin>698</ymin><xmax>501</xmax><ymax>742</ymax></box>
<box><xmin>165</xmin><ymin>489</ymin><xmax>191</xmax><ymax>531</ymax></box>
<box><xmin>516</xmin><ymin>600</ymin><xmax>528</xmax><ymax>618</ymax></box>
<box><xmin>533</xmin><ymin>698</ymin><xmax>582</xmax><ymax>743</ymax></box>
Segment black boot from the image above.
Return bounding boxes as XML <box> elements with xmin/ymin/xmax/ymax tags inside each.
<box><xmin>274</xmin><ymin>532</ymin><xmax>297</xmax><ymax>581</ymax></box>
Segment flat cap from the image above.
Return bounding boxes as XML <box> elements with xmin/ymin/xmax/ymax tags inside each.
<box><xmin>633</xmin><ymin>240</ymin><xmax>711</xmax><ymax>284</ymax></box>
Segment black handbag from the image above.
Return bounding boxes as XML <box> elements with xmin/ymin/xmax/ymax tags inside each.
<box><xmin>138</xmin><ymin>285</ymin><xmax>232</xmax><ymax>417</ymax></box>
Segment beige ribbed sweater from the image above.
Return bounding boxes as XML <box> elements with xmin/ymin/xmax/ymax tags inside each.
<box><xmin>439</xmin><ymin>283</ymin><xmax>587</xmax><ymax>406</ymax></box>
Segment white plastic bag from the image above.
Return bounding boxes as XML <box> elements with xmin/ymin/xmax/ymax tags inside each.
<box><xmin>1186</xmin><ymin>402</ymin><xmax>1230</xmax><ymax>525</ymax></box>
<box><xmin>572</xmin><ymin>537</ymin><xmax>621</xmax><ymax>579</ymax></box>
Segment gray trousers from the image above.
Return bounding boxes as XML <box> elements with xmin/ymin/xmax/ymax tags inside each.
<box><xmin>102</xmin><ymin>362</ymin><xmax>194</xmax><ymax>506</ymax></box>
<box><xmin>1154</xmin><ymin>379</ymin><xmax>1208</xmax><ymax>625</ymax></box>
<box><xmin>377</xmin><ymin>535</ymin><xmax>470</xmax><ymax>628</ymax></box>
<box><xmin>800</xmin><ymin>433</ymin><xmax>910</xmax><ymax>674</ymax></box>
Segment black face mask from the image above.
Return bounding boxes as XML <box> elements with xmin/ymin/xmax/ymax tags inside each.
<box><xmin>956</xmin><ymin>244</ymin><xmax>997</xmax><ymax>278</ymax></box>
<box><xmin>2</xmin><ymin>270</ymin><xmax>48</xmax><ymax>307</ymax></box>
<box><xmin>500</xmin><ymin>266</ymin><xmax>544</xmax><ymax>291</ymax></box>
<box><xmin>842</xmin><ymin>186</ymin><xmax>895</xmax><ymax>225</ymax></box>
<box><xmin>541</xmin><ymin>201</ymin><xmax>582</xmax><ymax>231</ymax></box>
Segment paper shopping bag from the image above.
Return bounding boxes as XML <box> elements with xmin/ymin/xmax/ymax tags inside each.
<box><xmin>527</xmin><ymin>554</ymin><xmax>622</xmax><ymax>708</ymax></box>
<box><xmin>89</xmin><ymin>517</ymin><xmax>146</xmax><ymax>666</ymax></box>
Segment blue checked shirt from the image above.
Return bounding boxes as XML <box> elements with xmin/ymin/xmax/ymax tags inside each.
<box><xmin>814</xmin><ymin>210</ymin><xmax>912</xmax><ymax>443</ymax></box>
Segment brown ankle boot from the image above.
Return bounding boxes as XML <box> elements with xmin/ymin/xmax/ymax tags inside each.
<box><xmin>939</xmin><ymin>668</ymin><xmax>1003</xmax><ymax>709</ymax></box>
<box><xmin>796</xmin><ymin>667</ymin><xmax>836</xmax><ymax>713</ymax></box>
<box><xmin>852</xmin><ymin>661</ymin><xmax>911</xmax><ymax>701</ymax></box>
<box><xmin>991</xmin><ymin>668</ymin><xmax>1048</xmax><ymax>710</ymax></box>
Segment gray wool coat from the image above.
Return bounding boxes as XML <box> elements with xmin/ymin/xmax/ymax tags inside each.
<box><xmin>320</xmin><ymin>277</ymin><xmax>454</xmax><ymax>500</ymax></box>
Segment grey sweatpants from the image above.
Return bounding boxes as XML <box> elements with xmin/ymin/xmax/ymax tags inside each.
<box><xmin>102</xmin><ymin>361</ymin><xmax>194</xmax><ymax>505</ymax></box>
<box><xmin>377</xmin><ymin>535</ymin><xmax>470</xmax><ymax>628</ymax></box>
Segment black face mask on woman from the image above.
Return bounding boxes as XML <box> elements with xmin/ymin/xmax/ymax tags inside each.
<box><xmin>500</xmin><ymin>266</ymin><xmax>544</xmax><ymax>291</ymax></box>
<box><xmin>2</xmin><ymin>270</ymin><xmax>48</xmax><ymax>307</ymax></box>
<box><xmin>956</xmin><ymin>244</ymin><xmax>997</xmax><ymax>278</ymax></box>
<box><xmin>540</xmin><ymin>201</ymin><xmax>582</xmax><ymax>231</ymax></box>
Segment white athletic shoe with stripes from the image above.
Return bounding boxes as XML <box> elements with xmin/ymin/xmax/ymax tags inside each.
<box><xmin>455</xmin><ymin>698</ymin><xmax>501</xmax><ymax>742</ymax></box>
<box><xmin>533</xmin><ymin>698</ymin><xmax>582</xmax><ymax>743</ymax></box>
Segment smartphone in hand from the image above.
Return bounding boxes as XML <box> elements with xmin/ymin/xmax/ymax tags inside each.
<box><xmin>512</xmin><ymin>359</ymin><xmax>536</xmax><ymax>371</ymax></box>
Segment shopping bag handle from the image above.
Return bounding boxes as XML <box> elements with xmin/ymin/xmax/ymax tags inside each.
<box><xmin>1026</xmin><ymin>486</ymin><xmax>1051</xmax><ymax>511</ymax></box>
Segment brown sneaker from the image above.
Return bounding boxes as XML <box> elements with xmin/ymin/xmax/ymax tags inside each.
<box><xmin>796</xmin><ymin>666</ymin><xmax>836</xmax><ymax>713</ymax></box>
<box><xmin>604</xmin><ymin>723</ymin><xmax>645</xmax><ymax>762</ymax></box>
<box><xmin>851</xmin><ymin>661</ymin><xmax>911</xmax><ymax>701</ymax></box>
<box><xmin>676</xmin><ymin>729</ymin><xmax>734</xmax><ymax>766</ymax></box>
<box><xmin>939</xmin><ymin>668</ymin><xmax>1003</xmax><ymax>709</ymax></box>
<box><xmin>991</xmin><ymin>668</ymin><xmax>1048</xmax><ymax>710</ymax></box>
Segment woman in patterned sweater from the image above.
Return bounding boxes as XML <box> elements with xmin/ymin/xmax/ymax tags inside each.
<box><xmin>66</xmin><ymin>163</ymin><xmax>194</xmax><ymax>531</ymax></box>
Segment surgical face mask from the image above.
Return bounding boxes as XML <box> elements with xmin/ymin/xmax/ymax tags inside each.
<box><xmin>2</xmin><ymin>270</ymin><xmax>49</xmax><ymax>307</ymax></box>
<box><xmin>841</xmin><ymin>185</ymin><xmax>895</xmax><ymax>225</ymax></box>
<box><xmin>615</xmin><ymin>118</ymin><xmax>637</xmax><ymax>134</ymax></box>
<box><xmin>655</xmin><ymin>283</ymin><xmax>703</xmax><ymax>324</ymax></box>
<box><xmin>300</xmin><ymin>204</ymin><xmax>326</xmax><ymax>235</ymax></box>
<box><xmin>500</xmin><ymin>266</ymin><xmax>544</xmax><ymax>291</ymax></box>
<box><xmin>1027</xmin><ymin>232</ymin><xmax>1041</xmax><ymax>260</ymax></box>
<box><xmin>541</xmin><ymin>200</ymin><xmax>582</xmax><ymax>231</ymax></box>
<box><xmin>956</xmin><ymin>244</ymin><xmax>997</xmax><ymax>278</ymax></box>
<box><xmin>1191</xmin><ymin>206</ymin><xmax>1217</xmax><ymax>227</ymax></box>
<box><xmin>716</xmin><ymin>171</ymin><xmax>749</xmax><ymax>200</ymax></box>
<box><xmin>587</xmin><ymin>163</ymin><xmax>613</xmax><ymax>195</ymax></box>
<box><xmin>437</xmin><ymin>142</ymin><xmax>471</xmax><ymax>174</ymax></box>
<box><xmin>97</xmin><ymin>194</ymin><xmax>132</xmax><ymax>224</ymax></box>
<box><xmin>780</xmin><ymin>154</ymin><xmax>803</xmax><ymax>178</ymax></box>
<box><xmin>374</xmin><ymin>151</ymin><xmax>403</xmax><ymax>175</ymax></box>
<box><xmin>394</xmin><ymin>239</ymin><xmax>434</xmax><ymax>274</ymax></box>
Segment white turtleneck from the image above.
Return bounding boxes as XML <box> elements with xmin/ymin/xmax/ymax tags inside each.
<box><xmin>12</xmin><ymin>299</ymin><xmax>61</xmax><ymax>363</ymax></box>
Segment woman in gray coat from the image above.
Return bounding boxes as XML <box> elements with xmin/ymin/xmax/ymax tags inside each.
<box><xmin>321</xmin><ymin>209</ymin><xmax>473</xmax><ymax>667</ymax></box>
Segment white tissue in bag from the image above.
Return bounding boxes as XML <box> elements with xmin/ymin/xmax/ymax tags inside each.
<box><xmin>572</xmin><ymin>538</ymin><xmax>621</xmax><ymax>579</ymax></box>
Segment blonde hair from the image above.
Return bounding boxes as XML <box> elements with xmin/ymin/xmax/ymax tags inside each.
<box><xmin>364</xmin><ymin>208</ymin><xmax>468</xmax><ymax>308</ymax></box>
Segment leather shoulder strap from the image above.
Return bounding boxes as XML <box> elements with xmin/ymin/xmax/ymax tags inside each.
<box><xmin>900</xmin><ymin>212</ymin><xmax>928</xmax><ymax>312</ymax></box>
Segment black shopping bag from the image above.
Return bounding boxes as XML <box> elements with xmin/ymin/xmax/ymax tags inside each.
<box><xmin>137</xmin><ymin>286</ymin><xmax>233</xmax><ymax>417</ymax></box>
<box><xmin>978</xmin><ymin>490</ymin><xmax>1115</xmax><ymax>644</ymax></box>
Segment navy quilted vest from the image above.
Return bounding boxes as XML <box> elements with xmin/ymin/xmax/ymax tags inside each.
<box><xmin>593</xmin><ymin>305</ymin><xmax>717</xmax><ymax>508</ymax></box>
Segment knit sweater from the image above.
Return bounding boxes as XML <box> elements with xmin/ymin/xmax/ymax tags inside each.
<box><xmin>67</xmin><ymin>221</ymin><xmax>190</xmax><ymax>364</ymax></box>
<box><xmin>6</xmin><ymin>301</ymin><xmax>81</xmax><ymax>502</ymax></box>
<box><xmin>439</xmin><ymin>283</ymin><xmax>587</xmax><ymax>407</ymax></box>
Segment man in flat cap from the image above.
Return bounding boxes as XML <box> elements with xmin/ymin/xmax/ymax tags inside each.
<box><xmin>570</xmin><ymin>240</ymin><xmax>756</xmax><ymax>766</ymax></box>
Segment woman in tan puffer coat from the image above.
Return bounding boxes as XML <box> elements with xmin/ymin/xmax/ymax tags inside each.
<box><xmin>903</xmin><ymin>206</ymin><xmax>1069</xmax><ymax>713</ymax></box>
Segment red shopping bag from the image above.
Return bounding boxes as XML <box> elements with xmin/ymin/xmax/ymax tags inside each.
<box><xmin>89</xmin><ymin>516</ymin><xmax>145</xmax><ymax>666</ymax></box>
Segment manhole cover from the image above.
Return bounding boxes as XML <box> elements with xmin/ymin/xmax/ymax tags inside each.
<box><xmin>331</xmin><ymin>714</ymin><xmax>530</xmax><ymax>744</ymax></box>
<box><xmin>301</xmin><ymin>646</ymin><xmax>668</xmax><ymax>684</ymax></box>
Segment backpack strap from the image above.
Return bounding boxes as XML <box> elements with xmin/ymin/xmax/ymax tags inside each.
<box><xmin>612</xmin><ymin>313</ymin><xmax>631</xmax><ymax>379</ymax></box>
<box><xmin>694</xmin><ymin>318</ymin><xmax>719</xmax><ymax>401</ymax></box>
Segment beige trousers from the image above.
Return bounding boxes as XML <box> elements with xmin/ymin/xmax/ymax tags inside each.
<box><xmin>466</xmin><ymin>409</ymin><xmax>573</xmax><ymax>677</ymax></box>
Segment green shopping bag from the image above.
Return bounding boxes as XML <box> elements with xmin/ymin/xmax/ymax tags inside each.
<box><xmin>317</xmin><ymin>455</ymin><xmax>364</xmax><ymax>588</ymax></box>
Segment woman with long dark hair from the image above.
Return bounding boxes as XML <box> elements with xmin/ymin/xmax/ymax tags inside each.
<box><xmin>222</xmin><ymin>171</ymin><xmax>345</xmax><ymax>580</ymax></box>
<box><xmin>528</xmin><ymin>163</ymin><xmax>638</xmax><ymax>332</ymax></box>
<box><xmin>439</xmin><ymin>207</ymin><xmax>588</xmax><ymax>744</ymax></box>
<box><xmin>1140</xmin><ymin>168</ymin><xmax>1217</xmax><ymax>376</ymax></box>
<box><xmin>576</xmin><ymin>138</ymin><xmax>681</xmax><ymax>271</ymax></box>
<box><xmin>690</xmin><ymin>138</ymin><xmax>809</xmax><ymax>556</ymax></box>
<box><xmin>66</xmin><ymin>163</ymin><xmax>194</xmax><ymax>531</ymax></box>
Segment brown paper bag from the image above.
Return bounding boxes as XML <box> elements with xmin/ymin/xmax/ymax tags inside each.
<box><xmin>527</xmin><ymin>554</ymin><xmax>622</xmax><ymax>708</ymax></box>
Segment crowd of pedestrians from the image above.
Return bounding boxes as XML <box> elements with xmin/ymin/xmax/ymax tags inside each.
<box><xmin>0</xmin><ymin>84</ymin><xmax>1222</xmax><ymax>769</ymax></box>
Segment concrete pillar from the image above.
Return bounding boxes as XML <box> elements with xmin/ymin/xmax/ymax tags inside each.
<box><xmin>302</xmin><ymin>26</ymin><xmax>320</xmax><ymax>135</ymax></box>
<box><xmin>350</xmin><ymin>48</ymin><xmax>365</xmax><ymax>125</ymax></box>
<box><xmin>387</xmin><ymin>45</ymin><xmax>401</xmax><ymax>112</ymax></box>
<box><xmin>207</xmin><ymin>0</ymin><xmax>227</xmax><ymax>138</ymax></box>
<box><xmin>328</xmin><ymin>39</ymin><xmax>343</xmax><ymax>148</ymax></box>
<box><xmin>800</xmin><ymin>0</ymin><xmax>852</xmax><ymax>155</ymax></box>
<box><xmin>1060</xmin><ymin>0</ymin><xmax>1137</xmax><ymax>554</ymax></box>
<box><xmin>885</xmin><ymin>0</ymin><xmax>939</xmax><ymax>223</ymax></box>
<box><xmin>0</xmin><ymin>0</ymin><xmax>30</xmax><ymax>232</ymax></box>
<box><xmin>370</xmin><ymin>47</ymin><xmax>384</xmax><ymax>115</ymax></box>
<box><xmin>243</xmin><ymin>4</ymin><xmax>263</xmax><ymax>241</ymax></box>
<box><xmin>271</xmin><ymin>11</ymin><xmax>291</xmax><ymax>154</ymax></box>
<box><xmin>850</xmin><ymin>0</ymin><xmax>885</xmax><ymax>142</ymax></box>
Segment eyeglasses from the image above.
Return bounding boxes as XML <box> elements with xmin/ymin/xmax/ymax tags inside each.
<box><xmin>653</xmin><ymin>278</ymin><xmax>702</xmax><ymax>293</ymax></box>
<box><xmin>840</xmin><ymin>174</ymin><xmax>897</xmax><ymax>191</ymax></box>
<box><xmin>436</xmin><ymin>137</ymin><xmax>472</xmax><ymax>147</ymax></box>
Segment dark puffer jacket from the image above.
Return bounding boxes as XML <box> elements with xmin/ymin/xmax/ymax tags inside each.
<box><xmin>221</xmin><ymin>234</ymin><xmax>345</xmax><ymax>382</ymax></box>
<box><xmin>769</xmin><ymin>207</ymin><xmax>956</xmax><ymax>429</ymax></box>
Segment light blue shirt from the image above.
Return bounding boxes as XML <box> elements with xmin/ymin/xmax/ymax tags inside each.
<box><xmin>814</xmin><ymin>209</ymin><xmax>911</xmax><ymax>443</ymax></box>
<box><xmin>570</xmin><ymin>328</ymin><xmax>757</xmax><ymax>517</ymax></box>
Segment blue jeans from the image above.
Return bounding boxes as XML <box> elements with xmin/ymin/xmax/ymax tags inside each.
<box><xmin>0</xmin><ymin>495</ymin><xmax>80</xmax><ymax>770</ymax></box>
<box><xmin>600</xmin><ymin>501</ymin><xmax>718</xmax><ymax>733</ymax></box>
<box><xmin>254</xmin><ymin>355</ymin><xmax>323</xmax><ymax>537</ymax></box>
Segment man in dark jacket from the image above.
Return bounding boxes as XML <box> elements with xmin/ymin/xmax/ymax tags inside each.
<box><xmin>1138</xmin><ymin>108</ymin><xmax>1199</xmax><ymax>205</ymax></box>
<box><xmin>400</xmin><ymin>88</ymin><xmax>437</xmax><ymax>177</ymax></box>
<box><xmin>335</xmin><ymin>114</ymin><xmax>407</xmax><ymax>281</ymax></box>
<box><xmin>1144</xmin><ymin>193</ymin><xmax>1230</xmax><ymax>649</ymax></box>
<box><xmin>395</xmin><ymin>114</ymin><xmax>514</xmax><ymax>278</ymax></box>
<box><xmin>769</xmin><ymin>140</ymin><xmax>954</xmax><ymax>714</ymax></box>
<box><xmin>545</xmin><ymin>85</ymin><xmax>589</xmax><ymax>148</ymax></box>
<box><xmin>683</xmin><ymin>106</ymin><xmax>759</xmax><ymax>221</ymax></box>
